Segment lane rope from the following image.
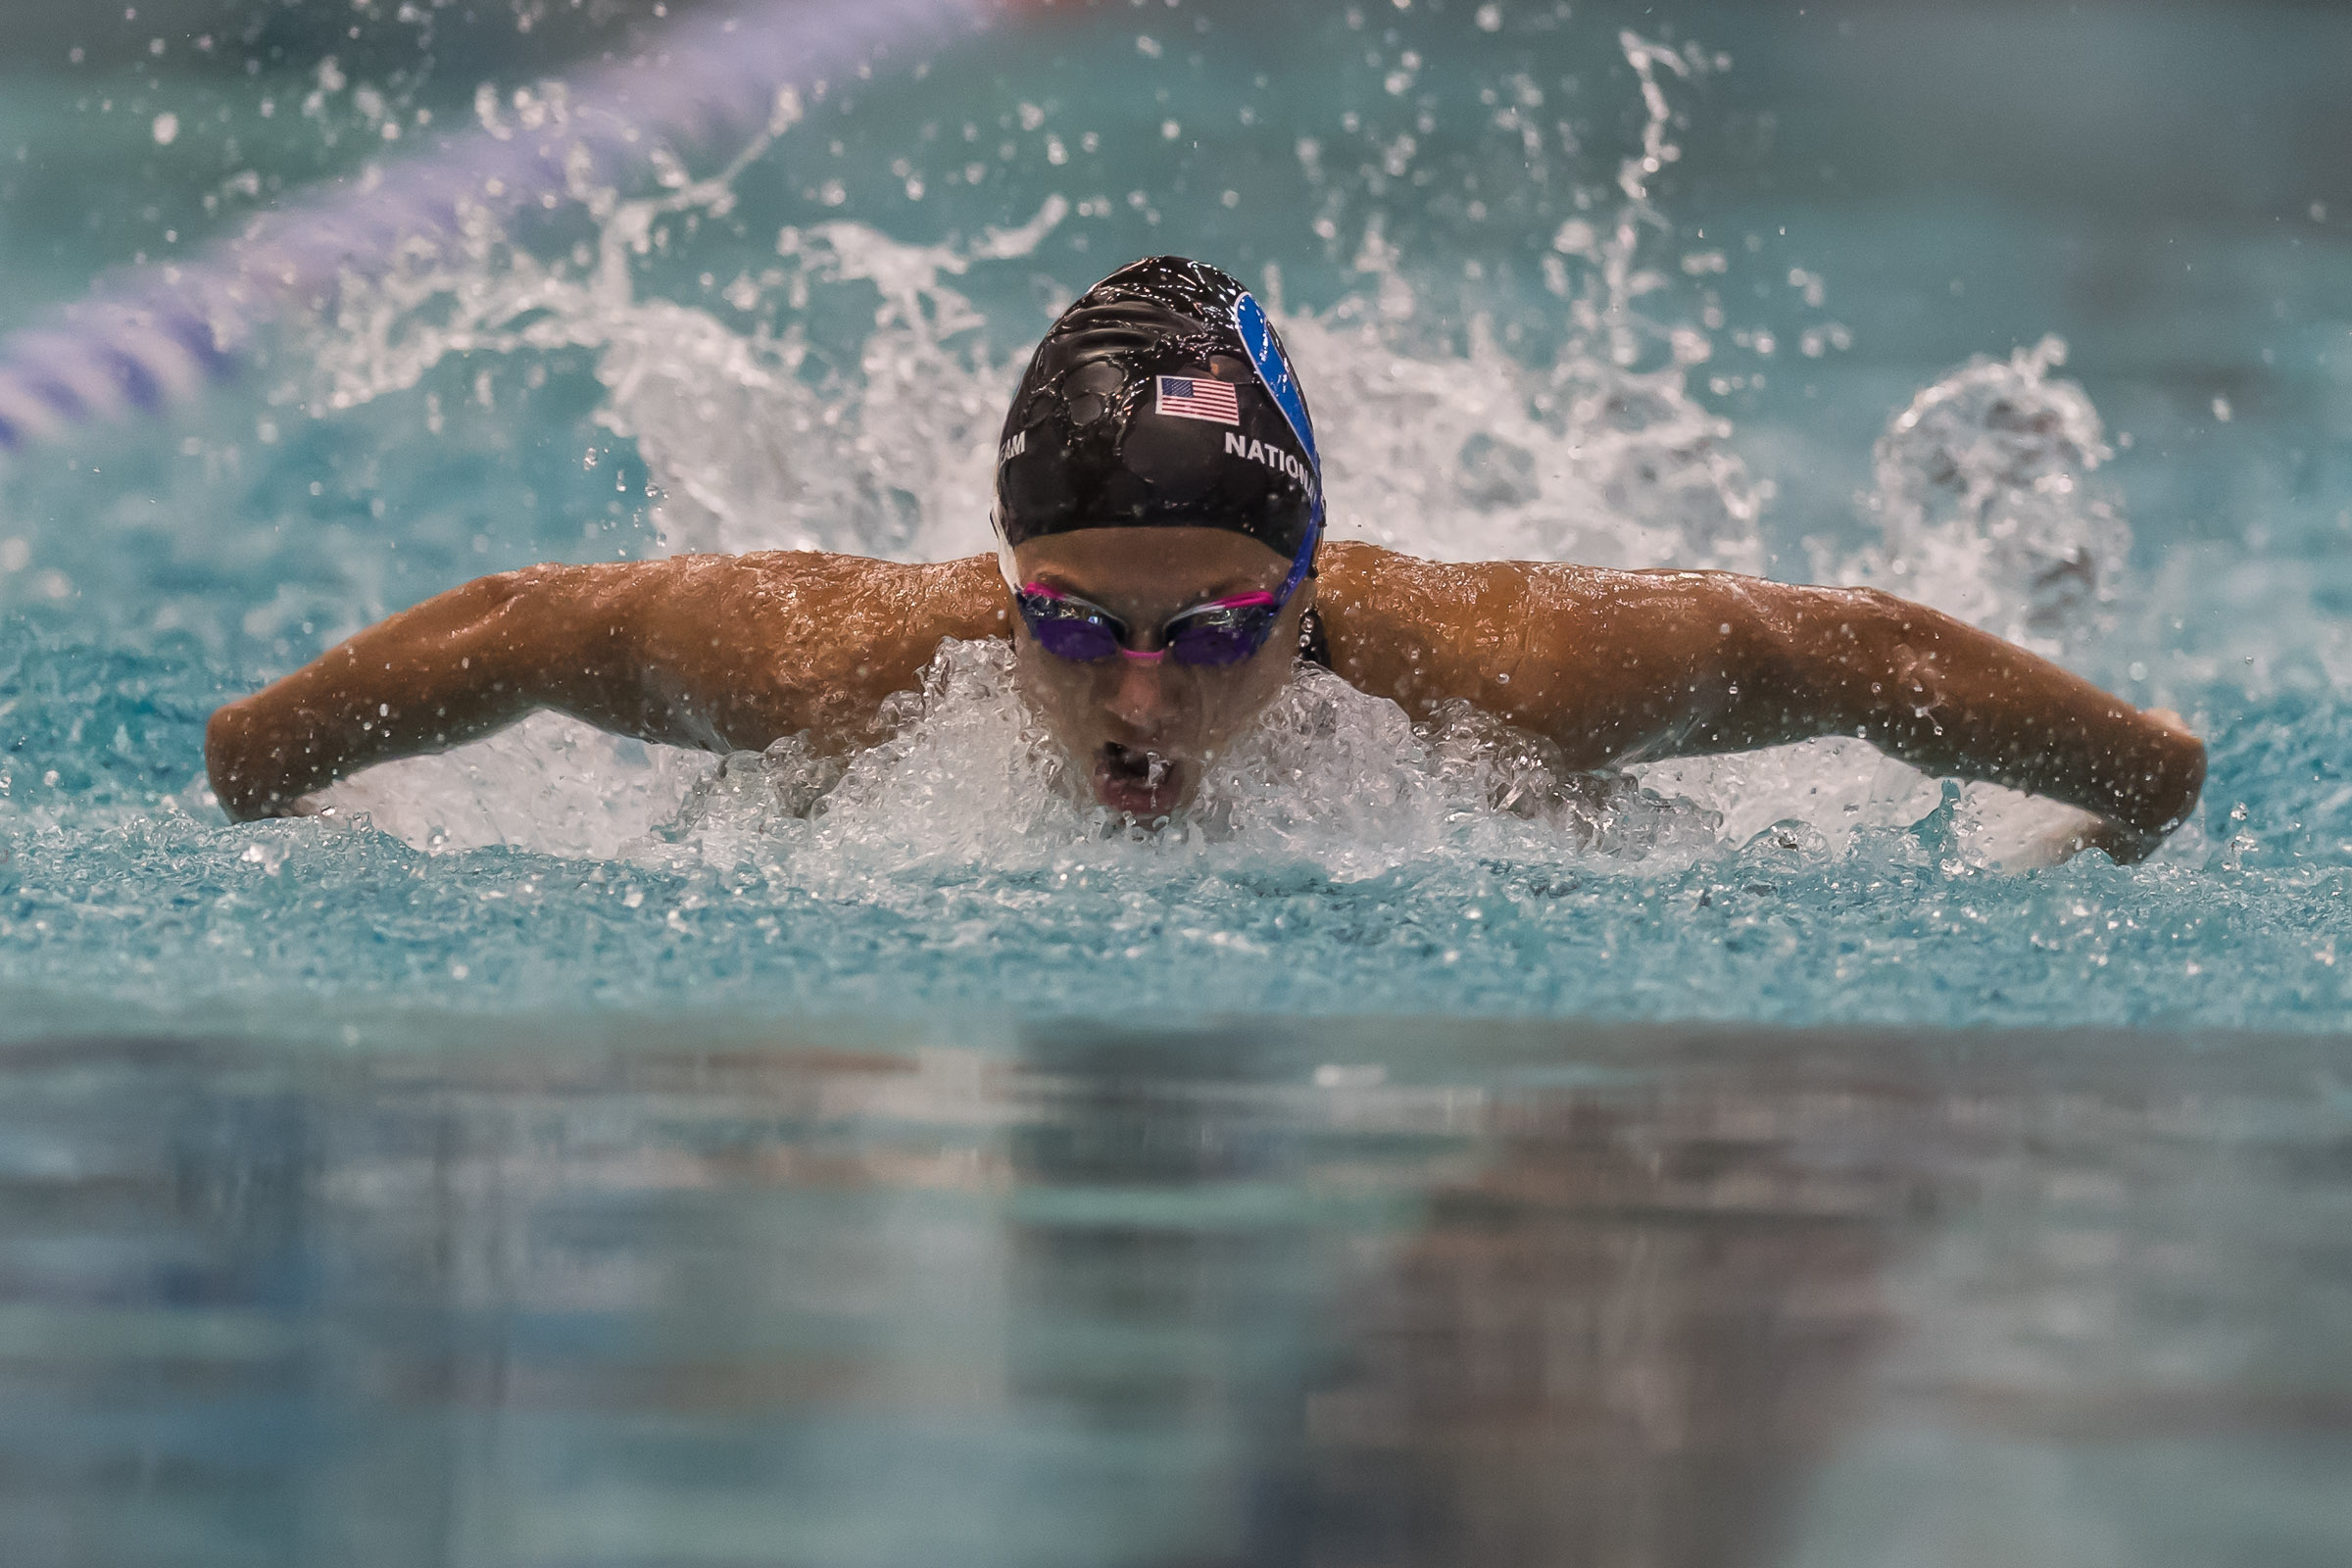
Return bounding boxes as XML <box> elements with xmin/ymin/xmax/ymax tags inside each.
<box><xmin>0</xmin><ymin>0</ymin><xmax>1004</xmax><ymax>456</ymax></box>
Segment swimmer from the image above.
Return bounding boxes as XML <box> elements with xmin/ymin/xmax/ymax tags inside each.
<box><xmin>206</xmin><ymin>257</ymin><xmax>2205</xmax><ymax>860</ymax></box>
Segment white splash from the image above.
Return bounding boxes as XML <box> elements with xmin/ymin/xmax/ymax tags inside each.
<box><xmin>1831</xmin><ymin>333</ymin><xmax>2127</xmax><ymax>652</ymax></box>
<box><xmin>327</xmin><ymin>711</ymin><xmax>711</xmax><ymax>861</ymax></box>
<box><xmin>310</xmin><ymin>28</ymin><xmax>2157</xmax><ymax>878</ymax></box>
<box><xmin>617</xmin><ymin>638</ymin><xmax>1716</xmax><ymax>891</ymax></box>
<box><xmin>303</xmin><ymin>122</ymin><xmax>1060</xmax><ymax>564</ymax></box>
<box><xmin>1638</xmin><ymin>335</ymin><xmax>2151</xmax><ymax>864</ymax></box>
<box><xmin>1303</xmin><ymin>32</ymin><xmax>1762</xmax><ymax>575</ymax></box>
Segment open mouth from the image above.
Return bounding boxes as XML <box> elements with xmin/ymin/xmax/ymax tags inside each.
<box><xmin>1092</xmin><ymin>743</ymin><xmax>1186</xmax><ymax>819</ymax></box>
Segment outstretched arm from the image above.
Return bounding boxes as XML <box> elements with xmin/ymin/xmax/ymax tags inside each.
<box><xmin>206</xmin><ymin>552</ymin><xmax>1004</xmax><ymax>821</ymax></box>
<box><xmin>1317</xmin><ymin>544</ymin><xmax>2204</xmax><ymax>861</ymax></box>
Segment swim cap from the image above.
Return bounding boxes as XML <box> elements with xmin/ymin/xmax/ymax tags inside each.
<box><xmin>993</xmin><ymin>256</ymin><xmax>1323</xmax><ymax>560</ymax></box>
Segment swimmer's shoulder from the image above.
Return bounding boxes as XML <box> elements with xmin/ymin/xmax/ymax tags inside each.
<box><xmin>1315</xmin><ymin>544</ymin><xmax>1716</xmax><ymax>701</ymax></box>
<box><xmin>658</xmin><ymin>551</ymin><xmax>1007</xmax><ymax>753</ymax></box>
<box><xmin>1314</xmin><ymin>541</ymin><xmax>1622</xmax><ymax>623</ymax></box>
<box><xmin>722</xmin><ymin>549</ymin><xmax>1010</xmax><ymax>644</ymax></box>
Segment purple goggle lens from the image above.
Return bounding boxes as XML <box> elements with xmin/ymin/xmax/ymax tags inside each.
<box><xmin>1016</xmin><ymin>589</ymin><xmax>1279</xmax><ymax>667</ymax></box>
<box><xmin>1012</xmin><ymin>525</ymin><xmax>1320</xmax><ymax>669</ymax></box>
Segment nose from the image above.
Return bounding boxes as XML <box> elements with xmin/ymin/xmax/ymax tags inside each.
<box><xmin>1106</xmin><ymin>655</ymin><xmax>1169</xmax><ymax>734</ymax></box>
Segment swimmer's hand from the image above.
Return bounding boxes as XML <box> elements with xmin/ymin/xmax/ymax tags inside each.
<box><xmin>2063</xmin><ymin>708</ymin><xmax>2199</xmax><ymax>864</ymax></box>
<box><xmin>1993</xmin><ymin>710</ymin><xmax>2201</xmax><ymax>865</ymax></box>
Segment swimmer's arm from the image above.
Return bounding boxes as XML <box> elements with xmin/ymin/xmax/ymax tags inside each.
<box><xmin>1613</xmin><ymin>573</ymin><xmax>2205</xmax><ymax>859</ymax></box>
<box><xmin>1318</xmin><ymin>547</ymin><xmax>2204</xmax><ymax>861</ymax></box>
<box><xmin>205</xmin><ymin>553</ymin><xmax>1006</xmax><ymax>821</ymax></box>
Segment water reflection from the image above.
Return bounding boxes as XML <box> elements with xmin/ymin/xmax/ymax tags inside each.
<box><xmin>0</xmin><ymin>1021</ymin><xmax>2342</xmax><ymax>1566</ymax></box>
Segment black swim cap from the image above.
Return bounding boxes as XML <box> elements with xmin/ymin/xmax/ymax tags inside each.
<box><xmin>993</xmin><ymin>256</ymin><xmax>1323</xmax><ymax>561</ymax></box>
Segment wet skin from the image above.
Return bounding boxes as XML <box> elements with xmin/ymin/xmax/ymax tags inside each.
<box><xmin>205</xmin><ymin>533</ymin><xmax>2207</xmax><ymax>859</ymax></box>
<box><xmin>1007</xmin><ymin>528</ymin><xmax>1310</xmax><ymax>817</ymax></box>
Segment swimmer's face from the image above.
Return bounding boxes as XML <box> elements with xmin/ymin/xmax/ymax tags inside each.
<box><xmin>1010</xmin><ymin>526</ymin><xmax>1310</xmax><ymax>819</ymax></box>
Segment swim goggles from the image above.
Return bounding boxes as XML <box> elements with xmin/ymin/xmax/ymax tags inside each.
<box><xmin>1000</xmin><ymin>523</ymin><xmax>1320</xmax><ymax>668</ymax></box>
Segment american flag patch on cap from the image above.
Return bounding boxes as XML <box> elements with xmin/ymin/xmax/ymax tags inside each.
<box><xmin>1154</xmin><ymin>374</ymin><xmax>1241</xmax><ymax>425</ymax></box>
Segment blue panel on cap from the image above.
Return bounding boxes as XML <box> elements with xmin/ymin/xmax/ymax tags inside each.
<box><xmin>1233</xmin><ymin>292</ymin><xmax>1318</xmax><ymax>471</ymax></box>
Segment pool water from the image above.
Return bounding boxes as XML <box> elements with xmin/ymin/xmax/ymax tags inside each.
<box><xmin>0</xmin><ymin>2</ymin><xmax>2348</xmax><ymax>1562</ymax></box>
<box><xmin>3</xmin><ymin>1019</ymin><xmax>2347</xmax><ymax>1566</ymax></box>
<box><xmin>0</xmin><ymin>0</ymin><xmax>2345</xmax><ymax>1035</ymax></box>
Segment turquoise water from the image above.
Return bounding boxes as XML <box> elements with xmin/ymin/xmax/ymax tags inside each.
<box><xmin>0</xmin><ymin>1</ymin><xmax>2346</xmax><ymax>1035</ymax></box>
<box><xmin>1</xmin><ymin>4</ymin><xmax>2349</xmax><ymax>1563</ymax></box>
<box><xmin>0</xmin><ymin>1</ymin><xmax>2345</xmax><ymax>1036</ymax></box>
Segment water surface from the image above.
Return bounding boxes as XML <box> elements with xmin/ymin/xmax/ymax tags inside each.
<box><xmin>1</xmin><ymin>1017</ymin><xmax>2345</xmax><ymax>1566</ymax></box>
